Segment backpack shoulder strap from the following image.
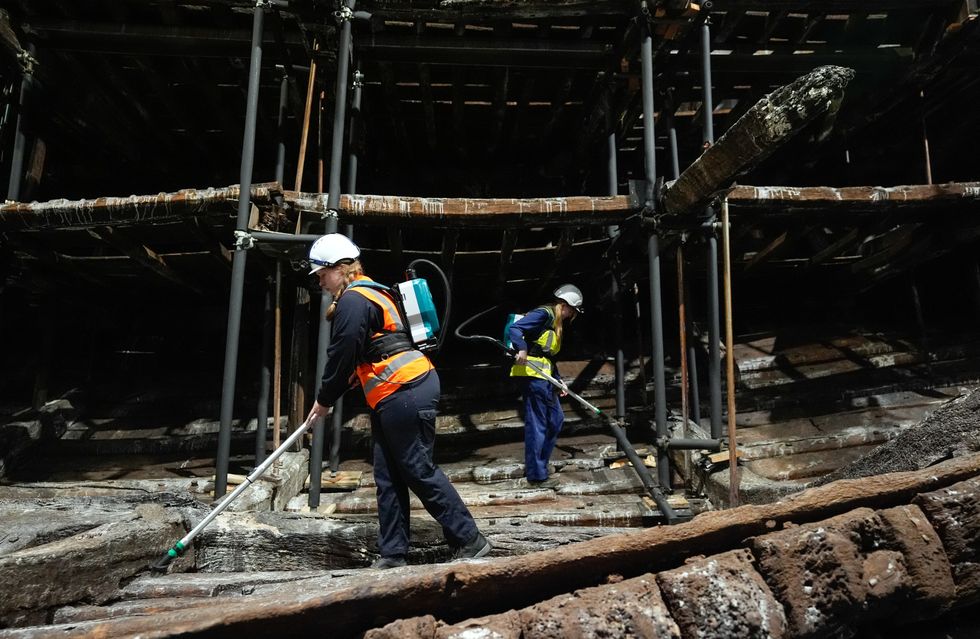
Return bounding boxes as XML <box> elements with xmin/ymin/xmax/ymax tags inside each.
<box><xmin>348</xmin><ymin>280</ymin><xmax>392</xmax><ymax>293</ymax></box>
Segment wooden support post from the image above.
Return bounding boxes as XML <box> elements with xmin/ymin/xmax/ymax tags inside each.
<box><xmin>273</xmin><ymin>262</ymin><xmax>283</xmax><ymax>452</ymax></box>
<box><xmin>721</xmin><ymin>198</ymin><xmax>739</xmax><ymax>507</ymax></box>
<box><xmin>294</xmin><ymin>40</ymin><xmax>319</xmax><ymax>196</ymax></box>
<box><xmin>676</xmin><ymin>242</ymin><xmax>689</xmax><ymax>429</ymax></box>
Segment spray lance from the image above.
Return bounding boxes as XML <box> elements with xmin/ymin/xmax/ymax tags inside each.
<box><xmin>152</xmin><ymin>260</ymin><xmax>452</xmax><ymax>571</ymax></box>
<box><xmin>151</xmin><ymin>412</ymin><xmax>317</xmax><ymax>571</ymax></box>
<box><xmin>454</xmin><ymin>305</ymin><xmax>679</xmax><ymax>524</ymax></box>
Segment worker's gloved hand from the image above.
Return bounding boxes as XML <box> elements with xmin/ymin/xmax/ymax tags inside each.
<box><xmin>515</xmin><ymin>349</ymin><xmax>528</xmax><ymax>365</ymax></box>
<box><xmin>558</xmin><ymin>381</ymin><xmax>569</xmax><ymax>398</ymax></box>
<box><xmin>306</xmin><ymin>401</ymin><xmax>331</xmax><ymax>425</ymax></box>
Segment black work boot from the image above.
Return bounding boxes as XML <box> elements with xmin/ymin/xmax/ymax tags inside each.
<box><xmin>452</xmin><ymin>532</ymin><xmax>492</xmax><ymax>560</ymax></box>
<box><xmin>370</xmin><ymin>555</ymin><xmax>407</xmax><ymax>569</ymax></box>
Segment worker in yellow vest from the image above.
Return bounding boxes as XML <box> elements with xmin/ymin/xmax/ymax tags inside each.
<box><xmin>306</xmin><ymin>234</ymin><xmax>489</xmax><ymax>568</ymax></box>
<box><xmin>508</xmin><ymin>284</ymin><xmax>584</xmax><ymax>488</ymax></box>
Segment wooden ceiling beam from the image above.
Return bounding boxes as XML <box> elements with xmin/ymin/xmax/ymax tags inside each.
<box><xmin>726</xmin><ymin>182</ymin><xmax>980</xmax><ymax>219</ymax></box>
<box><xmin>708</xmin><ymin>1</ymin><xmax>961</xmax><ymax>10</ymax></box>
<box><xmin>19</xmin><ymin>20</ymin><xmax>305</xmax><ymax>58</ymax></box>
<box><xmin>354</xmin><ymin>34</ymin><xmax>611</xmax><ymax>70</ymax></box>
<box><xmin>85</xmin><ymin>225</ymin><xmax>204</xmax><ymax>295</ymax></box>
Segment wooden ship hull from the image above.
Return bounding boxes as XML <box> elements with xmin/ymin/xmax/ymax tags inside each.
<box><xmin>2</xmin><ymin>0</ymin><xmax>980</xmax><ymax>635</ymax></box>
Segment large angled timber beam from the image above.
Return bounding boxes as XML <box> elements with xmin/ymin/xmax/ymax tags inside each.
<box><xmin>661</xmin><ymin>65</ymin><xmax>856</xmax><ymax>218</ymax></box>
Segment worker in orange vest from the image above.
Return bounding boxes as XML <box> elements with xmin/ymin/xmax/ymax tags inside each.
<box><xmin>306</xmin><ymin>233</ymin><xmax>490</xmax><ymax>568</ymax></box>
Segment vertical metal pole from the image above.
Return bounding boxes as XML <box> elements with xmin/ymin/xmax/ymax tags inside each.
<box><xmin>329</xmin><ymin>68</ymin><xmax>363</xmax><ymax>471</ymax></box>
<box><xmin>216</xmin><ymin>2</ymin><xmax>265</xmax><ymax>498</ymax></box>
<box><xmin>310</xmin><ymin>0</ymin><xmax>355</xmax><ymax>507</ymax></box>
<box><xmin>707</xmin><ymin>231</ymin><xmax>722</xmax><ymax>438</ymax></box>
<box><xmin>6</xmin><ymin>44</ymin><xmax>35</xmax><ymax>202</ymax></box>
<box><xmin>309</xmin><ymin>290</ymin><xmax>331</xmax><ymax>507</ymax></box>
<box><xmin>700</xmin><ymin>21</ymin><xmax>715</xmax><ymax>148</ymax></box>
<box><xmin>276</xmin><ymin>71</ymin><xmax>288</xmax><ymax>185</ymax></box>
<box><xmin>668</xmin><ymin>121</ymin><xmax>681</xmax><ymax>181</ymax></box>
<box><xmin>255</xmin><ymin>279</ymin><xmax>273</xmax><ymax>465</ymax></box>
<box><xmin>328</xmin><ymin>2</ymin><xmax>354</xmax><ymax>207</ymax></box>
<box><xmin>701</xmin><ymin>17</ymin><xmax>723</xmax><ymax>440</ymax></box>
<box><xmin>259</xmin><ymin>67</ymin><xmax>286</xmax><ymax>460</ymax></box>
<box><xmin>344</xmin><ymin>68</ymin><xmax>363</xmax><ymax>237</ymax></box>
<box><xmin>607</xmin><ymin>125</ymin><xmax>626</xmax><ymax>421</ymax></box>
<box><xmin>640</xmin><ymin>20</ymin><xmax>669</xmax><ymax>489</ymax></box>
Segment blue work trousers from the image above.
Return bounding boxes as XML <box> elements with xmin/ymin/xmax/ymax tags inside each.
<box><xmin>371</xmin><ymin>370</ymin><xmax>477</xmax><ymax>558</ymax></box>
<box><xmin>522</xmin><ymin>377</ymin><xmax>564</xmax><ymax>481</ymax></box>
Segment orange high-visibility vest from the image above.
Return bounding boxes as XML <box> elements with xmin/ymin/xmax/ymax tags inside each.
<box><xmin>346</xmin><ymin>276</ymin><xmax>433</xmax><ymax>408</ymax></box>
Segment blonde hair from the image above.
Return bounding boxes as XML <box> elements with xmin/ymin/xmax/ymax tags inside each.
<box><xmin>549</xmin><ymin>301</ymin><xmax>566</xmax><ymax>343</ymax></box>
<box><xmin>325</xmin><ymin>259</ymin><xmax>364</xmax><ymax>320</ymax></box>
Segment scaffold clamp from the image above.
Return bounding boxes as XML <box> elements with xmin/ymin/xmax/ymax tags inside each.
<box><xmin>335</xmin><ymin>5</ymin><xmax>354</xmax><ymax>23</ymax></box>
<box><xmin>234</xmin><ymin>230</ymin><xmax>255</xmax><ymax>250</ymax></box>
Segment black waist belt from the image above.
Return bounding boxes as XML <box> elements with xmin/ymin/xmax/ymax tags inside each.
<box><xmin>364</xmin><ymin>331</ymin><xmax>414</xmax><ymax>363</ymax></box>
<box><xmin>527</xmin><ymin>344</ymin><xmax>555</xmax><ymax>361</ymax></box>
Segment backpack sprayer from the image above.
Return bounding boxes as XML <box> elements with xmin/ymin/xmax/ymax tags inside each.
<box><xmin>454</xmin><ymin>304</ymin><xmax>679</xmax><ymax>524</ymax></box>
<box><xmin>351</xmin><ymin>258</ymin><xmax>451</xmax><ymax>354</ymax></box>
<box><xmin>151</xmin><ymin>260</ymin><xmax>452</xmax><ymax>572</ymax></box>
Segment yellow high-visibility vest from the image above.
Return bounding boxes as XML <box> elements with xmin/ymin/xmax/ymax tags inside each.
<box><xmin>510</xmin><ymin>306</ymin><xmax>561</xmax><ymax>380</ymax></box>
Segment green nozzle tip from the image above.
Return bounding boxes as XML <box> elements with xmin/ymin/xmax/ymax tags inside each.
<box><xmin>168</xmin><ymin>549</ymin><xmax>177</xmax><ymax>558</ymax></box>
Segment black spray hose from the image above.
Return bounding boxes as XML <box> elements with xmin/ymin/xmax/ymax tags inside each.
<box><xmin>454</xmin><ymin>304</ymin><xmax>512</xmax><ymax>355</ymax></box>
<box><xmin>453</xmin><ymin>306</ymin><xmax>680</xmax><ymax>524</ymax></box>
<box><xmin>408</xmin><ymin>258</ymin><xmax>451</xmax><ymax>353</ymax></box>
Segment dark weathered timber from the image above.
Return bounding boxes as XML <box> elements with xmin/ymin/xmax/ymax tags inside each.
<box><xmin>727</xmin><ymin>182</ymin><xmax>980</xmax><ymax>219</ymax></box>
<box><xmin>709</xmin><ymin>0</ymin><xmax>960</xmax><ymax>9</ymax></box>
<box><xmin>661</xmin><ymin>65</ymin><xmax>856</xmax><ymax>218</ymax></box>
<box><xmin>0</xmin><ymin>504</ymin><xmax>187</xmax><ymax>626</ymax></box>
<box><xmin>21</xmin><ymin>454</ymin><xmax>980</xmax><ymax>638</ymax></box>
<box><xmin>0</xmin><ymin>185</ymin><xmax>257</xmax><ymax>229</ymax></box>
<box><xmin>85</xmin><ymin>226</ymin><xmax>204</xmax><ymax>295</ymax></box>
<box><xmin>0</xmin><ymin>186</ymin><xmax>638</xmax><ymax>231</ymax></box>
<box><xmin>327</xmin><ymin>193</ymin><xmax>636</xmax><ymax>227</ymax></box>
<box><xmin>372</xmin><ymin>0</ymin><xmax>636</xmax><ymax>19</ymax></box>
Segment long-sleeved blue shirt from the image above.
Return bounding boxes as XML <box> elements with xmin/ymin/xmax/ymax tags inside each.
<box><xmin>508</xmin><ymin>307</ymin><xmax>561</xmax><ymax>380</ymax></box>
<box><xmin>316</xmin><ymin>290</ymin><xmax>381</xmax><ymax>407</ymax></box>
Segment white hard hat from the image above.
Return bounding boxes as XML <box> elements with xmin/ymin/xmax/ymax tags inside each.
<box><xmin>308</xmin><ymin>233</ymin><xmax>360</xmax><ymax>274</ymax></box>
<box><xmin>553</xmin><ymin>283</ymin><xmax>584</xmax><ymax>314</ymax></box>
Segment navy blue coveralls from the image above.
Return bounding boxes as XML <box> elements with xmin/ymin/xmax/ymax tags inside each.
<box><xmin>508</xmin><ymin>308</ymin><xmax>565</xmax><ymax>482</ymax></box>
<box><xmin>317</xmin><ymin>290</ymin><xmax>478</xmax><ymax>559</ymax></box>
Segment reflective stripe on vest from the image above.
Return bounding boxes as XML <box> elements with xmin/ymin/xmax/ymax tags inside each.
<box><xmin>347</xmin><ymin>280</ymin><xmax>433</xmax><ymax>408</ymax></box>
<box><xmin>510</xmin><ymin>307</ymin><xmax>561</xmax><ymax>380</ymax></box>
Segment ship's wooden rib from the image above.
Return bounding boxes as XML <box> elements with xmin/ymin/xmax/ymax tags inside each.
<box><xmin>16</xmin><ymin>453</ymin><xmax>978</xmax><ymax>638</ymax></box>
<box><xmin>661</xmin><ymin>65</ymin><xmax>856</xmax><ymax>218</ymax></box>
